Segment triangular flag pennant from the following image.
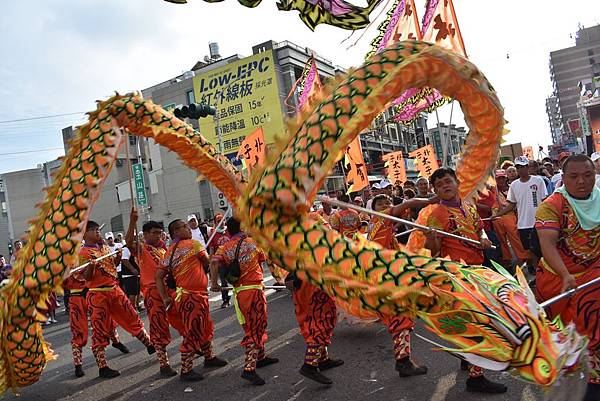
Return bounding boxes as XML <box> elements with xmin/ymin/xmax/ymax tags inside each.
<box><xmin>284</xmin><ymin>55</ymin><xmax>322</xmax><ymax>113</ymax></box>
<box><xmin>421</xmin><ymin>0</ymin><xmax>467</xmax><ymax>58</ymax></box>
<box><xmin>236</xmin><ymin>127</ymin><xmax>266</xmax><ymax>174</ymax></box>
<box><xmin>366</xmin><ymin>0</ymin><xmax>422</xmax><ymax>60</ymax></box>
<box><xmin>344</xmin><ymin>137</ymin><xmax>369</xmax><ymax>193</ymax></box>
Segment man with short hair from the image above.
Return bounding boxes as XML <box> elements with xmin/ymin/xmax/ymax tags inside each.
<box><xmin>493</xmin><ymin>156</ymin><xmax>547</xmax><ymax>271</ymax></box>
<box><xmin>126</xmin><ymin>210</ymin><xmax>186</xmax><ymax>376</ymax></box>
<box><xmin>410</xmin><ymin>168</ymin><xmax>506</xmax><ymax>394</ymax></box>
<box><xmin>535</xmin><ymin>155</ymin><xmax>600</xmax><ymax>401</ymax></box>
<box><xmin>369</xmin><ymin>194</ymin><xmax>437</xmax><ymax>377</ymax></box>
<box><xmin>210</xmin><ymin>217</ymin><xmax>279</xmax><ymax>386</ymax></box>
<box><xmin>80</xmin><ymin>220</ymin><xmax>155</xmax><ymax>379</ymax></box>
<box><xmin>105</xmin><ymin>232</ymin><xmax>123</xmax><ymax>278</ymax></box>
<box><xmin>550</xmin><ymin>152</ymin><xmax>570</xmax><ymax>189</ymax></box>
<box><xmin>0</xmin><ymin>255</ymin><xmax>11</xmax><ymax>280</ymax></box>
<box><xmin>156</xmin><ymin>219</ymin><xmax>227</xmax><ymax>381</ymax></box>
<box><xmin>187</xmin><ymin>214</ymin><xmax>207</xmax><ymax>250</ymax></box>
<box><xmin>9</xmin><ymin>240</ymin><xmax>22</xmax><ymax>265</ymax></box>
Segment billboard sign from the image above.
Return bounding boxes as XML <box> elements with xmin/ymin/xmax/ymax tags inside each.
<box><xmin>588</xmin><ymin>103</ymin><xmax>600</xmax><ymax>153</ymax></box>
<box><xmin>193</xmin><ymin>50</ymin><xmax>286</xmax><ymax>155</ymax></box>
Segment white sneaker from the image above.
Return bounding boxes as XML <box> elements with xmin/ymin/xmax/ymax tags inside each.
<box><xmin>51</xmin><ymin>318</ymin><xmax>58</xmax><ymax>323</ymax></box>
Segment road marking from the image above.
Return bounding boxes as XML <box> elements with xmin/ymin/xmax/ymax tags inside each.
<box><xmin>286</xmin><ymin>386</ymin><xmax>307</xmax><ymax>401</ymax></box>
<box><xmin>429</xmin><ymin>371</ymin><xmax>457</xmax><ymax>401</ymax></box>
<box><xmin>249</xmin><ymin>390</ymin><xmax>270</xmax><ymax>401</ymax></box>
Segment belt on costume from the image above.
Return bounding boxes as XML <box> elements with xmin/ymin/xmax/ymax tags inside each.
<box><xmin>233</xmin><ymin>284</ymin><xmax>263</xmax><ymax>325</ymax></box>
<box><xmin>88</xmin><ymin>285</ymin><xmax>116</xmax><ymax>292</ymax></box>
<box><xmin>540</xmin><ymin>258</ymin><xmax>586</xmax><ymax>278</ymax></box>
<box><xmin>174</xmin><ymin>287</ymin><xmax>207</xmax><ymax>302</ymax></box>
<box><xmin>69</xmin><ymin>288</ymin><xmax>88</xmax><ymax>296</ymax></box>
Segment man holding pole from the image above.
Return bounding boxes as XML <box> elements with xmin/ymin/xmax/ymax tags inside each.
<box><xmin>412</xmin><ymin>168</ymin><xmax>507</xmax><ymax>394</ymax></box>
<box><xmin>156</xmin><ymin>219</ymin><xmax>227</xmax><ymax>381</ymax></box>
<box><xmin>79</xmin><ymin>220</ymin><xmax>156</xmax><ymax>379</ymax></box>
<box><xmin>535</xmin><ymin>155</ymin><xmax>600</xmax><ymax>401</ymax></box>
<box><xmin>368</xmin><ymin>194</ymin><xmax>437</xmax><ymax>377</ymax></box>
<box><xmin>210</xmin><ymin>217</ymin><xmax>279</xmax><ymax>386</ymax></box>
<box><xmin>125</xmin><ymin>209</ymin><xmax>185</xmax><ymax>377</ymax></box>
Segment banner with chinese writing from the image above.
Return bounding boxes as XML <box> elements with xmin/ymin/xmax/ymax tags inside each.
<box><xmin>421</xmin><ymin>0</ymin><xmax>467</xmax><ymax>57</ymax></box>
<box><xmin>382</xmin><ymin>151</ymin><xmax>407</xmax><ymax>184</ymax></box>
<box><xmin>236</xmin><ymin>127</ymin><xmax>266</xmax><ymax>173</ymax></box>
<box><xmin>193</xmin><ymin>49</ymin><xmax>286</xmax><ymax>155</ymax></box>
<box><xmin>344</xmin><ymin>137</ymin><xmax>369</xmax><ymax>193</ymax></box>
<box><xmin>409</xmin><ymin>144</ymin><xmax>439</xmax><ymax>178</ymax></box>
<box><xmin>523</xmin><ymin>146</ymin><xmax>534</xmax><ymax>160</ymax></box>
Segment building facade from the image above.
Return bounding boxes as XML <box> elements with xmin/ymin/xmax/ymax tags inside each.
<box><xmin>427</xmin><ymin>123</ymin><xmax>467</xmax><ymax>168</ymax></box>
<box><xmin>0</xmin><ymin>39</ymin><xmax>432</xmax><ymax>253</ymax></box>
<box><xmin>548</xmin><ymin>25</ymin><xmax>600</xmax><ymax>144</ymax></box>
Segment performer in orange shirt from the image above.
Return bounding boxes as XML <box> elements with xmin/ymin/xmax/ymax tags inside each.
<box><xmin>80</xmin><ymin>220</ymin><xmax>156</xmax><ymax>379</ymax></box>
<box><xmin>491</xmin><ymin>169</ymin><xmax>528</xmax><ymax>267</ymax></box>
<box><xmin>411</xmin><ymin>168</ymin><xmax>507</xmax><ymax>394</ymax></box>
<box><xmin>125</xmin><ymin>209</ymin><xmax>185</xmax><ymax>377</ymax></box>
<box><xmin>156</xmin><ymin>219</ymin><xmax>227</xmax><ymax>381</ymax></box>
<box><xmin>329</xmin><ymin>194</ymin><xmax>361</xmax><ymax>239</ymax></box>
<box><xmin>535</xmin><ymin>155</ymin><xmax>600</xmax><ymax>401</ymax></box>
<box><xmin>368</xmin><ymin>194</ymin><xmax>437</xmax><ymax>377</ymax></box>
<box><xmin>210</xmin><ymin>217</ymin><xmax>279</xmax><ymax>385</ymax></box>
<box><xmin>65</xmin><ymin>265</ymin><xmax>129</xmax><ymax>378</ymax></box>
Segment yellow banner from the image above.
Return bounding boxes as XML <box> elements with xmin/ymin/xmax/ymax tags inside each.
<box><xmin>193</xmin><ymin>50</ymin><xmax>285</xmax><ymax>155</ymax></box>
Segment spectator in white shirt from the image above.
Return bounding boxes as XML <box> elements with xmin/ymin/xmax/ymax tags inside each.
<box><xmin>550</xmin><ymin>152</ymin><xmax>571</xmax><ymax>190</ymax></box>
<box><xmin>187</xmin><ymin>214</ymin><xmax>207</xmax><ymax>249</ymax></box>
<box><xmin>105</xmin><ymin>232</ymin><xmax>124</xmax><ymax>273</ymax></box>
<box><xmin>591</xmin><ymin>152</ymin><xmax>600</xmax><ymax>189</ymax></box>
<box><xmin>493</xmin><ymin>156</ymin><xmax>548</xmax><ymax>271</ymax></box>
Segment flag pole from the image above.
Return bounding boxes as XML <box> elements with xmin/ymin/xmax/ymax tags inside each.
<box><xmin>539</xmin><ymin>276</ymin><xmax>600</xmax><ymax>308</ymax></box>
<box><xmin>69</xmin><ymin>251</ymin><xmax>119</xmax><ymax>276</ymax></box>
<box><xmin>318</xmin><ymin>196</ymin><xmax>495</xmax><ymax>249</ymax></box>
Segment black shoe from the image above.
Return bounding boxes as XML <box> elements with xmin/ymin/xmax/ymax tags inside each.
<box><xmin>75</xmin><ymin>365</ymin><xmax>85</xmax><ymax>378</ymax></box>
<box><xmin>583</xmin><ymin>383</ymin><xmax>600</xmax><ymax>401</ymax></box>
<box><xmin>160</xmin><ymin>365</ymin><xmax>178</xmax><ymax>377</ymax></box>
<box><xmin>99</xmin><ymin>366</ymin><xmax>121</xmax><ymax>379</ymax></box>
<box><xmin>466</xmin><ymin>376</ymin><xmax>507</xmax><ymax>393</ymax></box>
<box><xmin>180</xmin><ymin>369</ymin><xmax>204</xmax><ymax>382</ymax></box>
<box><xmin>241</xmin><ymin>370</ymin><xmax>265</xmax><ymax>385</ymax></box>
<box><xmin>318</xmin><ymin>358</ymin><xmax>344</xmax><ymax>371</ymax></box>
<box><xmin>299</xmin><ymin>364</ymin><xmax>333</xmax><ymax>385</ymax></box>
<box><xmin>204</xmin><ymin>356</ymin><xmax>228</xmax><ymax>368</ymax></box>
<box><xmin>460</xmin><ymin>360</ymin><xmax>469</xmax><ymax>371</ymax></box>
<box><xmin>220</xmin><ymin>301</ymin><xmax>231</xmax><ymax>309</ymax></box>
<box><xmin>396</xmin><ymin>357</ymin><xmax>428</xmax><ymax>377</ymax></box>
<box><xmin>146</xmin><ymin>345</ymin><xmax>156</xmax><ymax>355</ymax></box>
<box><xmin>256</xmin><ymin>356</ymin><xmax>279</xmax><ymax>368</ymax></box>
<box><xmin>112</xmin><ymin>342</ymin><xmax>130</xmax><ymax>354</ymax></box>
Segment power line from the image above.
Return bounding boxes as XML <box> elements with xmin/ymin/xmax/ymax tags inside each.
<box><xmin>0</xmin><ymin>147</ymin><xmax>64</xmax><ymax>156</ymax></box>
<box><xmin>0</xmin><ymin>112</ymin><xmax>85</xmax><ymax>124</ymax></box>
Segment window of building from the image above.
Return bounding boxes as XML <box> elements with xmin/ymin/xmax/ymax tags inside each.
<box><xmin>129</xmin><ymin>136</ymin><xmax>137</xmax><ymax>146</ymax></box>
<box><xmin>1</xmin><ymin>201</ymin><xmax>6</xmax><ymax>215</ymax></box>
<box><xmin>186</xmin><ymin>90</ymin><xmax>195</xmax><ymax>105</ymax></box>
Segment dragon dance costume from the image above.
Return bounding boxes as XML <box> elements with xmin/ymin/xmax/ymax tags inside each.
<box><xmin>79</xmin><ymin>244</ymin><xmax>155</xmax><ymax>373</ymax></box>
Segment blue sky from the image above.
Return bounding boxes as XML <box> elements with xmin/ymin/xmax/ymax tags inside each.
<box><xmin>1</xmin><ymin>0</ymin><xmax>598</xmax><ymax>174</ymax></box>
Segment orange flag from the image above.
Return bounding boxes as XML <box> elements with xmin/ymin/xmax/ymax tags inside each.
<box><xmin>382</xmin><ymin>151</ymin><xmax>407</xmax><ymax>184</ymax></box>
<box><xmin>523</xmin><ymin>146</ymin><xmax>534</xmax><ymax>160</ymax></box>
<box><xmin>236</xmin><ymin>127</ymin><xmax>266</xmax><ymax>173</ymax></box>
<box><xmin>344</xmin><ymin>137</ymin><xmax>369</xmax><ymax>193</ymax></box>
<box><xmin>421</xmin><ymin>0</ymin><xmax>467</xmax><ymax>58</ymax></box>
<box><xmin>409</xmin><ymin>144</ymin><xmax>439</xmax><ymax>178</ymax></box>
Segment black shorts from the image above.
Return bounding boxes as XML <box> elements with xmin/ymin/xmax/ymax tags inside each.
<box><xmin>120</xmin><ymin>276</ymin><xmax>140</xmax><ymax>296</ymax></box>
<box><xmin>518</xmin><ymin>228</ymin><xmax>542</xmax><ymax>258</ymax></box>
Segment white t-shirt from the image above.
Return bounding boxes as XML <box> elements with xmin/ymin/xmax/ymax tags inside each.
<box><xmin>507</xmin><ymin>176</ymin><xmax>548</xmax><ymax>229</ymax></box>
<box><xmin>191</xmin><ymin>227</ymin><xmax>207</xmax><ymax>249</ymax></box>
<box><xmin>120</xmin><ymin>247</ymin><xmax>134</xmax><ymax>278</ymax></box>
<box><xmin>108</xmin><ymin>243</ymin><xmax>124</xmax><ymax>272</ymax></box>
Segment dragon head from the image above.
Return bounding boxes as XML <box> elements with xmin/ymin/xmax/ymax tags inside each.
<box><xmin>417</xmin><ymin>263</ymin><xmax>588</xmax><ymax>386</ymax></box>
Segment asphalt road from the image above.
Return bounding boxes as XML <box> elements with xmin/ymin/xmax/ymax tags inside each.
<box><xmin>4</xmin><ymin>281</ymin><xmax>553</xmax><ymax>401</ymax></box>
